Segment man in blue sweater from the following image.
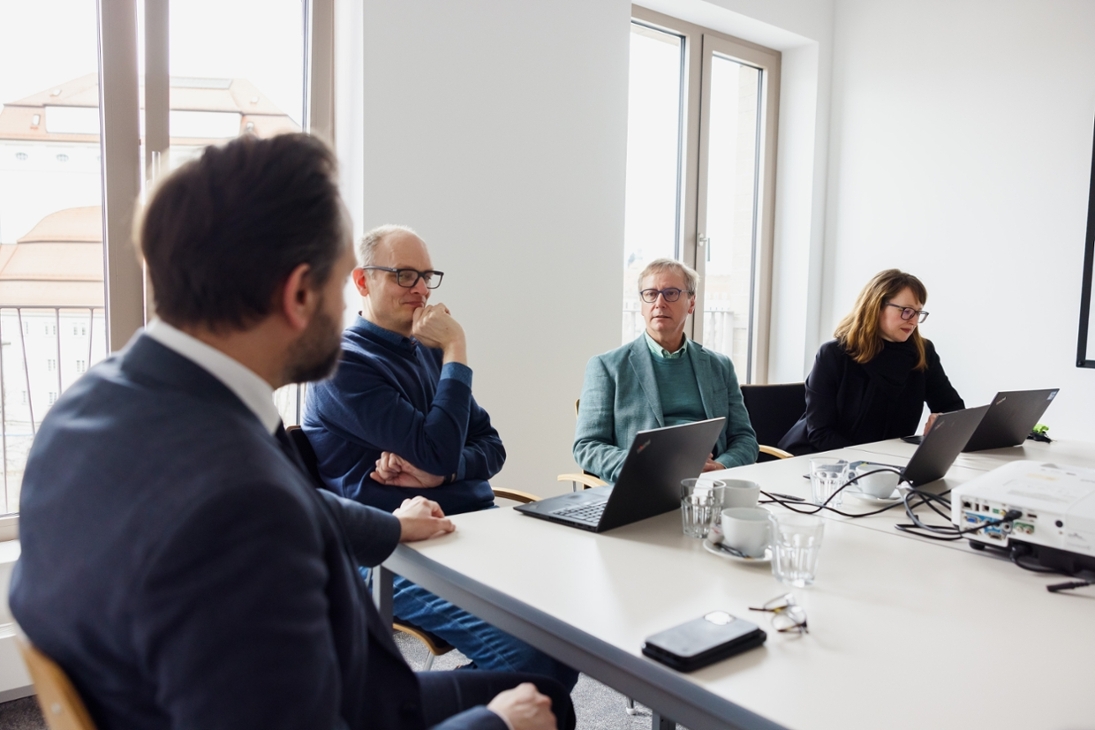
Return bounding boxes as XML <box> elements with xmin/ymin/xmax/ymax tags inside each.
<box><xmin>304</xmin><ymin>225</ymin><xmax>577</xmax><ymax>690</ymax></box>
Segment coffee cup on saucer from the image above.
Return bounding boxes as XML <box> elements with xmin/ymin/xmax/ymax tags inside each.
<box><xmin>852</xmin><ymin>463</ymin><xmax>900</xmax><ymax>498</ymax></box>
<box><xmin>711</xmin><ymin>479</ymin><xmax>760</xmax><ymax>511</ymax></box>
<box><xmin>720</xmin><ymin>507</ymin><xmax>770</xmax><ymax>558</ymax></box>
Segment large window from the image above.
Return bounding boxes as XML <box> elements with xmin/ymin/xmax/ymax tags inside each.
<box><xmin>624</xmin><ymin>8</ymin><xmax>779</xmax><ymax>383</ymax></box>
<box><xmin>0</xmin><ymin>0</ymin><xmax>325</xmax><ymax>517</ymax></box>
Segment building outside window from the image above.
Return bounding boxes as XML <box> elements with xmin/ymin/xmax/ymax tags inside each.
<box><xmin>0</xmin><ymin>0</ymin><xmax>307</xmax><ymax>514</ymax></box>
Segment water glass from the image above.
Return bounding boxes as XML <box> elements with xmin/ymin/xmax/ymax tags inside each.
<box><xmin>680</xmin><ymin>479</ymin><xmax>716</xmax><ymax>538</ymax></box>
<box><xmin>810</xmin><ymin>458</ymin><xmax>849</xmax><ymax>507</ymax></box>
<box><xmin>770</xmin><ymin>513</ymin><xmax>824</xmax><ymax>588</ymax></box>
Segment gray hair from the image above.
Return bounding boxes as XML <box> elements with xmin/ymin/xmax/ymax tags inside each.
<box><xmin>638</xmin><ymin>258</ymin><xmax>699</xmax><ymax>294</ymax></box>
<box><xmin>358</xmin><ymin>224</ymin><xmax>418</xmax><ymax>266</ymax></box>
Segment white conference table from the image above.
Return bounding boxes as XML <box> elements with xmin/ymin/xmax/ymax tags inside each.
<box><xmin>381</xmin><ymin>439</ymin><xmax>1095</xmax><ymax>730</ymax></box>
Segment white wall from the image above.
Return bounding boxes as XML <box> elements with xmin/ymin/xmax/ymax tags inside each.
<box><xmin>355</xmin><ymin>0</ymin><xmax>841</xmax><ymax>494</ymax></box>
<box><xmin>358</xmin><ymin>0</ymin><xmax>631</xmax><ymax>495</ymax></box>
<box><xmin>825</xmin><ymin>0</ymin><xmax>1095</xmax><ymax>440</ymax></box>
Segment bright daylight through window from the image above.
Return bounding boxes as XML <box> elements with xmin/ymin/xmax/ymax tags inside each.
<box><xmin>0</xmin><ymin>0</ymin><xmax>306</xmax><ymax>515</ymax></box>
<box><xmin>623</xmin><ymin>12</ymin><xmax>779</xmax><ymax>382</ymax></box>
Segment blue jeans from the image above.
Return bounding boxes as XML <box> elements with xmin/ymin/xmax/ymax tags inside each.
<box><xmin>365</xmin><ymin>568</ymin><xmax>578</xmax><ymax>691</ymax></box>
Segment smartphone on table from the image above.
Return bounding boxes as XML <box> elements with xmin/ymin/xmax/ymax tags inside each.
<box><xmin>642</xmin><ymin>611</ymin><xmax>766</xmax><ymax>672</ymax></box>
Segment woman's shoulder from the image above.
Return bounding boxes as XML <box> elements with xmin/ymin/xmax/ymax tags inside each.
<box><xmin>816</xmin><ymin>339</ymin><xmax>850</xmax><ymax>360</ymax></box>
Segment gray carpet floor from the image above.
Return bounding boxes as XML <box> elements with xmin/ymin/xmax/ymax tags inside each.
<box><xmin>0</xmin><ymin>633</ymin><xmax>684</xmax><ymax>729</ymax></box>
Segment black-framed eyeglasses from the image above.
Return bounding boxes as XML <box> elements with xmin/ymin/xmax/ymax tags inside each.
<box><xmin>749</xmin><ymin>594</ymin><xmax>808</xmax><ymax>634</ymax></box>
<box><xmin>884</xmin><ymin>303</ymin><xmax>929</xmax><ymax>323</ymax></box>
<box><xmin>361</xmin><ymin>266</ymin><xmax>444</xmax><ymax>290</ymax></box>
<box><xmin>639</xmin><ymin>287</ymin><xmax>692</xmax><ymax>304</ymax></box>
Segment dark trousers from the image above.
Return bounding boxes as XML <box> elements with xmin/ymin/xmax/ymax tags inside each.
<box><xmin>418</xmin><ymin>670</ymin><xmax>577</xmax><ymax>730</ymax></box>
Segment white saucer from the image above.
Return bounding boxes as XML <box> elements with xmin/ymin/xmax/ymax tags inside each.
<box><xmin>844</xmin><ymin>488</ymin><xmax>903</xmax><ymax>505</ymax></box>
<box><xmin>702</xmin><ymin>540</ymin><xmax>772</xmax><ymax>564</ymax></box>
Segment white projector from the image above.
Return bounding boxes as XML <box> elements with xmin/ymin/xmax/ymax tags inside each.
<box><xmin>950</xmin><ymin>460</ymin><xmax>1095</xmax><ymax>572</ymax></box>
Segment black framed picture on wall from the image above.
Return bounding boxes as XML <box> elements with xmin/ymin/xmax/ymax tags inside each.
<box><xmin>1078</xmin><ymin>113</ymin><xmax>1095</xmax><ymax>368</ymax></box>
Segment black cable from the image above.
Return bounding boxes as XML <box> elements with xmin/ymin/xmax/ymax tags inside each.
<box><xmin>1047</xmin><ymin>579</ymin><xmax>1093</xmax><ymax>592</ymax></box>
<box><xmin>894</xmin><ymin>489</ymin><xmax>1022</xmax><ymax>540</ymax></box>
<box><xmin>1009</xmin><ymin>549</ymin><xmax>1066</xmax><ymax>575</ymax></box>
<box><xmin>759</xmin><ymin>467</ymin><xmax>910</xmax><ymax>518</ymax></box>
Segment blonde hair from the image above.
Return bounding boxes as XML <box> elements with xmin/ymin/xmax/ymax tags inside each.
<box><xmin>637</xmin><ymin>258</ymin><xmax>699</xmax><ymax>294</ymax></box>
<box><xmin>834</xmin><ymin>269</ymin><xmax>928</xmax><ymax>370</ymax></box>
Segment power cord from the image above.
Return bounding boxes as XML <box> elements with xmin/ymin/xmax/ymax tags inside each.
<box><xmin>1046</xmin><ymin>579</ymin><xmax>1093</xmax><ymax>593</ymax></box>
<box><xmin>895</xmin><ymin>496</ymin><xmax>1022</xmax><ymax>541</ymax></box>
<box><xmin>760</xmin><ymin>467</ymin><xmax>915</xmax><ymax>518</ymax></box>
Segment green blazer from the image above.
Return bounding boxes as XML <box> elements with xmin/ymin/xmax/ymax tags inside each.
<box><xmin>573</xmin><ymin>336</ymin><xmax>758</xmax><ymax>483</ymax></box>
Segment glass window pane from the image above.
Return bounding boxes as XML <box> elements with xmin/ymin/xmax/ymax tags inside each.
<box><xmin>166</xmin><ymin>0</ymin><xmax>304</xmax><ymax>167</ymax></box>
<box><xmin>165</xmin><ymin>0</ymin><xmax>307</xmax><ymax>424</ymax></box>
<box><xmin>702</xmin><ymin>55</ymin><xmax>760</xmax><ymax>378</ymax></box>
<box><xmin>0</xmin><ymin>1</ymin><xmax>106</xmax><ymax>514</ymax></box>
<box><xmin>623</xmin><ymin>23</ymin><xmax>683</xmax><ymax>344</ymax></box>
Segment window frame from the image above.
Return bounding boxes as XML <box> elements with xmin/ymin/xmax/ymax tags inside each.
<box><xmin>629</xmin><ymin>6</ymin><xmax>781</xmax><ymax>383</ymax></box>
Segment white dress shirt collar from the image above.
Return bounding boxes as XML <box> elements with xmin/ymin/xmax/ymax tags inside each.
<box><xmin>145</xmin><ymin>319</ymin><xmax>281</xmax><ymax>435</ymax></box>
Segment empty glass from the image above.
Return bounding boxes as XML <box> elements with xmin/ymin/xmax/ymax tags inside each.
<box><xmin>810</xmin><ymin>458</ymin><xmax>849</xmax><ymax>508</ymax></box>
<box><xmin>770</xmin><ymin>513</ymin><xmax>824</xmax><ymax>588</ymax></box>
<box><xmin>680</xmin><ymin>479</ymin><xmax>717</xmax><ymax>538</ymax></box>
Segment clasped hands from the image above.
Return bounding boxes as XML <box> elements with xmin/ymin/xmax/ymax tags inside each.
<box><xmin>371</xmin><ymin>452</ymin><xmax>446</xmax><ymax>487</ymax></box>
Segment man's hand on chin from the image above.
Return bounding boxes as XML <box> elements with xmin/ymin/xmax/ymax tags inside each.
<box><xmin>394</xmin><ymin>496</ymin><xmax>454</xmax><ymax>542</ymax></box>
<box><xmin>370</xmin><ymin>452</ymin><xmax>445</xmax><ymax>488</ymax></box>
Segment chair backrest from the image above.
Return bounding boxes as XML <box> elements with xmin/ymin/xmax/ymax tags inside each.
<box><xmin>286</xmin><ymin>425</ymin><xmax>325</xmax><ymax>486</ymax></box>
<box><xmin>17</xmin><ymin>638</ymin><xmax>97</xmax><ymax>730</ymax></box>
<box><xmin>740</xmin><ymin>383</ymin><xmax>806</xmax><ymax>449</ymax></box>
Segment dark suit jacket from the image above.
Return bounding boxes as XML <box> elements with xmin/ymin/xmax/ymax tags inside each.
<box><xmin>9</xmin><ymin>334</ymin><xmax>502</xmax><ymax>730</ymax></box>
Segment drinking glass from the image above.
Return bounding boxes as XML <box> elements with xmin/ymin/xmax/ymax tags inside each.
<box><xmin>680</xmin><ymin>479</ymin><xmax>716</xmax><ymax>538</ymax></box>
<box><xmin>770</xmin><ymin>513</ymin><xmax>824</xmax><ymax>588</ymax></box>
<box><xmin>810</xmin><ymin>458</ymin><xmax>849</xmax><ymax>508</ymax></box>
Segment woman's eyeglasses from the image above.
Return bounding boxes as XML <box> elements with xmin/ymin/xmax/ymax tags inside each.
<box><xmin>884</xmin><ymin>303</ymin><xmax>929</xmax><ymax>323</ymax></box>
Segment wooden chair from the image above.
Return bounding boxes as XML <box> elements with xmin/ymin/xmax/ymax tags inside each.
<box><xmin>739</xmin><ymin>383</ymin><xmax>806</xmax><ymax>461</ymax></box>
<box><xmin>17</xmin><ymin>637</ymin><xmax>97</xmax><ymax>730</ymax></box>
<box><xmin>557</xmin><ymin>399</ymin><xmax>608</xmax><ymax>491</ymax></box>
<box><xmin>285</xmin><ymin>426</ymin><xmax>539</xmax><ymax>669</ymax></box>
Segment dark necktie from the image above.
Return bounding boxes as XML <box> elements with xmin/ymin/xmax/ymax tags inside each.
<box><xmin>274</xmin><ymin>421</ymin><xmax>309</xmax><ymax>476</ymax></box>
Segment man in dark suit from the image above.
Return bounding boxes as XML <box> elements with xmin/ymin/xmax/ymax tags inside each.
<box><xmin>8</xmin><ymin>133</ymin><xmax>573</xmax><ymax>730</ymax></box>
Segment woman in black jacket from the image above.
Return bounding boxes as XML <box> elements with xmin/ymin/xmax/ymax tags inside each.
<box><xmin>779</xmin><ymin>269</ymin><xmax>963</xmax><ymax>455</ymax></box>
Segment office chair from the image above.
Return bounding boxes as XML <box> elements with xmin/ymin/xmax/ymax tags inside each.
<box><xmin>18</xmin><ymin>637</ymin><xmax>97</xmax><ymax>730</ymax></box>
<box><xmin>558</xmin><ymin>399</ymin><xmax>608</xmax><ymax>491</ymax></box>
<box><xmin>739</xmin><ymin>383</ymin><xmax>805</xmax><ymax>461</ymax></box>
<box><xmin>284</xmin><ymin>425</ymin><xmax>538</xmax><ymax>669</ymax></box>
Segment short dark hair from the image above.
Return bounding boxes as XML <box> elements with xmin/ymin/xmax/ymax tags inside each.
<box><xmin>139</xmin><ymin>133</ymin><xmax>346</xmax><ymax>330</ymax></box>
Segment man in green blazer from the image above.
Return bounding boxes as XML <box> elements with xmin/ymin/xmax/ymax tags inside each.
<box><xmin>574</xmin><ymin>258</ymin><xmax>758</xmax><ymax>482</ymax></box>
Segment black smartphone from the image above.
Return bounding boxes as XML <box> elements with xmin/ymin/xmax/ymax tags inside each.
<box><xmin>642</xmin><ymin>611</ymin><xmax>766</xmax><ymax>672</ymax></box>
<box><xmin>900</xmin><ymin>434</ymin><xmax>922</xmax><ymax>444</ymax></box>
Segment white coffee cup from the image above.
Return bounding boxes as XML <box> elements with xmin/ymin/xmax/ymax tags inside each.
<box><xmin>720</xmin><ymin>507</ymin><xmax>770</xmax><ymax>558</ymax></box>
<box><xmin>853</xmin><ymin>463</ymin><xmax>900</xmax><ymax>498</ymax></box>
<box><xmin>712</xmin><ymin>479</ymin><xmax>760</xmax><ymax>510</ymax></box>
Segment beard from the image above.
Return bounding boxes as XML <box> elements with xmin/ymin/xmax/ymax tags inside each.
<box><xmin>284</xmin><ymin>300</ymin><xmax>343</xmax><ymax>384</ymax></box>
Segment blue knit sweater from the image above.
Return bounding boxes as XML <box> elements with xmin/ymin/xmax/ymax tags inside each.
<box><xmin>303</xmin><ymin>316</ymin><xmax>503</xmax><ymax>514</ymax></box>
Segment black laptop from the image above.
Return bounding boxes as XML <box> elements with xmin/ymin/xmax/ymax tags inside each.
<box><xmin>516</xmin><ymin>418</ymin><xmax>725</xmax><ymax>532</ymax></box>
<box><xmin>960</xmin><ymin>388</ymin><xmax>1059</xmax><ymax>452</ymax></box>
<box><xmin>888</xmin><ymin>405</ymin><xmax>990</xmax><ymax>486</ymax></box>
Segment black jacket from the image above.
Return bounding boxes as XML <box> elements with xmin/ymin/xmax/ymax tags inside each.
<box><xmin>779</xmin><ymin>338</ymin><xmax>963</xmax><ymax>455</ymax></box>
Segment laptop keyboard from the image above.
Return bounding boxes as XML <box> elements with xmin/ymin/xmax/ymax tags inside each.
<box><xmin>551</xmin><ymin>501</ymin><xmax>606</xmax><ymax>523</ymax></box>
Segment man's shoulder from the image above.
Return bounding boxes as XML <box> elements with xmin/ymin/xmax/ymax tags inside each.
<box><xmin>688</xmin><ymin>339</ymin><xmax>731</xmax><ymax>365</ymax></box>
<box><xmin>589</xmin><ymin>337</ymin><xmax>644</xmax><ymax>368</ymax></box>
